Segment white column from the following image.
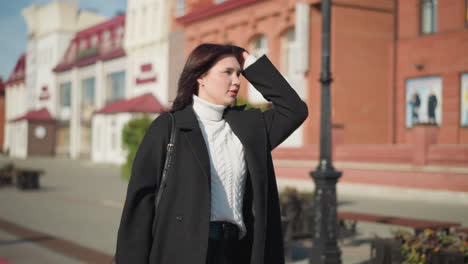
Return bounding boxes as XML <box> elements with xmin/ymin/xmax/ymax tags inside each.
<box><xmin>70</xmin><ymin>68</ymin><xmax>80</xmax><ymax>159</ymax></box>
<box><xmin>95</xmin><ymin>61</ymin><xmax>105</xmax><ymax>108</ymax></box>
<box><xmin>295</xmin><ymin>3</ymin><xmax>310</xmax><ymax>74</ymax></box>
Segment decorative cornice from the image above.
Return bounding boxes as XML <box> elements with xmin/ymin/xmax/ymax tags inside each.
<box><xmin>176</xmin><ymin>0</ymin><xmax>264</xmax><ymax>24</ymax></box>
<box><xmin>53</xmin><ymin>48</ymin><xmax>125</xmax><ymax>73</ymax></box>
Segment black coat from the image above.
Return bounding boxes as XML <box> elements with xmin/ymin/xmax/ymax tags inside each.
<box><xmin>115</xmin><ymin>55</ymin><xmax>308</xmax><ymax>264</ymax></box>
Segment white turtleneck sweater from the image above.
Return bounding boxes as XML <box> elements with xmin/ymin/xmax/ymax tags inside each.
<box><xmin>192</xmin><ymin>95</ymin><xmax>247</xmax><ymax>238</ymax></box>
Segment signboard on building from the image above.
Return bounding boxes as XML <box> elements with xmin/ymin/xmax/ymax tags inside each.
<box><xmin>405</xmin><ymin>77</ymin><xmax>442</xmax><ymax>128</ymax></box>
<box><xmin>136</xmin><ymin>63</ymin><xmax>157</xmax><ymax>85</ymax></box>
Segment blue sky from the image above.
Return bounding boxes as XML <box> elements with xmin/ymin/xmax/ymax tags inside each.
<box><xmin>0</xmin><ymin>0</ymin><xmax>127</xmax><ymax>82</ymax></box>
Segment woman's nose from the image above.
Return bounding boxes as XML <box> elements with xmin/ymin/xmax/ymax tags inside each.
<box><xmin>232</xmin><ymin>75</ymin><xmax>240</xmax><ymax>85</ymax></box>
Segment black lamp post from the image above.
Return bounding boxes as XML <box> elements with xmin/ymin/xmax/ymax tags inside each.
<box><xmin>310</xmin><ymin>0</ymin><xmax>342</xmax><ymax>263</ymax></box>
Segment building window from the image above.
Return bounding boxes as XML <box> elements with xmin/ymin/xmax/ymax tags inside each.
<box><xmin>60</xmin><ymin>82</ymin><xmax>72</xmax><ymax>107</ymax></box>
<box><xmin>81</xmin><ymin>77</ymin><xmax>96</xmax><ymax>122</ymax></box>
<box><xmin>82</xmin><ymin>77</ymin><xmax>96</xmax><ymax>106</ymax></box>
<box><xmin>102</xmin><ymin>30</ymin><xmax>111</xmax><ymax>52</ymax></box>
<box><xmin>175</xmin><ymin>0</ymin><xmax>185</xmax><ymax>16</ymax></box>
<box><xmin>107</xmin><ymin>71</ymin><xmax>126</xmax><ymax>104</ymax></box>
<box><xmin>281</xmin><ymin>28</ymin><xmax>296</xmax><ymax>76</ymax></box>
<box><xmin>91</xmin><ymin>35</ymin><xmax>98</xmax><ymax>47</ymax></box>
<box><xmin>251</xmin><ymin>35</ymin><xmax>268</xmax><ymax>57</ymax></box>
<box><xmin>466</xmin><ymin>0</ymin><xmax>468</xmax><ymax>24</ymax></box>
<box><xmin>248</xmin><ymin>35</ymin><xmax>269</xmax><ymax>104</ymax></box>
<box><xmin>215</xmin><ymin>0</ymin><xmax>226</xmax><ymax>3</ymax></box>
<box><xmin>421</xmin><ymin>0</ymin><xmax>437</xmax><ymax>34</ymax></box>
<box><xmin>80</xmin><ymin>39</ymin><xmax>87</xmax><ymax>50</ymax></box>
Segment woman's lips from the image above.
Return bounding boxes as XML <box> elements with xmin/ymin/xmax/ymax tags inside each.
<box><xmin>229</xmin><ymin>90</ymin><xmax>238</xmax><ymax>96</ymax></box>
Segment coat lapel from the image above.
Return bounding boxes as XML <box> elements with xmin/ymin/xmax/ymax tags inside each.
<box><xmin>174</xmin><ymin>105</ymin><xmax>211</xmax><ymax>179</ymax></box>
<box><xmin>224</xmin><ymin>107</ymin><xmax>268</xmax><ymax>232</ymax></box>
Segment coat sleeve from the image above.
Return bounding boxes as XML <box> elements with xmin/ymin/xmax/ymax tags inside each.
<box><xmin>115</xmin><ymin>113</ymin><xmax>171</xmax><ymax>263</ymax></box>
<box><xmin>242</xmin><ymin>55</ymin><xmax>308</xmax><ymax>150</ymax></box>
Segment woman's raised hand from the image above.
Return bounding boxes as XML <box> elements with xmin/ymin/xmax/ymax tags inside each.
<box><xmin>241</xmin><ymin>51</ymin><xmax>250</xmax><ymax>70</ymax></box>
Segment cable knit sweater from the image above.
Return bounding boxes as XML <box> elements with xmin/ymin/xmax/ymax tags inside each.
<box><xmin>192</xmin><ymin>95</ymin><xmax>247</xmax><ymax>238</ymax></box>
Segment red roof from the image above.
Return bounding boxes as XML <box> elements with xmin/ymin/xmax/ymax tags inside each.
<box><xmin>95</xmin><ymin>93</ymin><xmax>165</xmax><ymax>114</ymax></box>
<box><xmin>11</xmin><ymin>108</ymin><xmax>54</xmax><ymax>122</ymax></box>
<box><xmin>54</xmin><ymin>14</ymin><xmax>126</xmax><ymax>73</ymax></box>
<box><xmin>6</xmin><ymin>53</ymin><xmax>26</xmax><ymax>86</ymax></box>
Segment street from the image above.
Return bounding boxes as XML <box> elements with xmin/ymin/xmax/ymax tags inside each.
<box><xmin>0</xmin><ymin>156</ymin><xmax>467</xmax><ymax>263</ymax></box>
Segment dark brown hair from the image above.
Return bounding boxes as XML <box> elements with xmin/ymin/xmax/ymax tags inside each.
<box><xmin>170</xmin><ymin>43</ymin><xmax>246</xmax><ymax>112</ymax></box>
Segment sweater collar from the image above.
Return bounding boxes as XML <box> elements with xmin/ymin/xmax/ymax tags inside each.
<box><xmin>192</xmin><ymin>95</ymin><xmax>227</xmax><ymax>121</ymax></box>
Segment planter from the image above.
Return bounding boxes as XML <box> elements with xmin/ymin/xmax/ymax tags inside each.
<box><xmin>371</xmin><ymin>238</ymin><xmax>404</xmax><ymax>264</ymax></box>
<box><xmin>371</xmin><ymin>238</ymin><xmax>467</xmax><ymax>264</ymax></box>
<box><xmin>16</xmin><ymin>170</ymin><xmax>41</xmax><ymax>190</ymax></box>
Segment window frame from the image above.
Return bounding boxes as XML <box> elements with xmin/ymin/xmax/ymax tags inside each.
<box><xmin>420</xmin><ymin>0</ymin><xmax>437</xmax><ymax>35</ymax></box>
<box><xmin>465</xmin><ymin>0</ymin><xmax>468</xmax><ymax>26</ymax></box>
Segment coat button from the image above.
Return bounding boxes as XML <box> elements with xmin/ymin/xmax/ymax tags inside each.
<box><xmin>175</xmin><ymin>216</ymin><xmax>183</xmax><ymax>222</ymax></box>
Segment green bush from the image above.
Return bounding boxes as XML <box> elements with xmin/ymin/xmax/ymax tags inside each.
<box><xmin>121</xmin><ymin>115</ymin><xmax>153</xmax><ymax>181</ymax></box>
<box><xmin>234</xmin><ymin>96</ymin><xmax>272</xmax><ymax>112</ymax></box>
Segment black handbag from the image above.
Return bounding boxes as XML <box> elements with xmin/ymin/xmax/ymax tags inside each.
<box><xmin>113</xmin><ymin>112</ymin><xmax>177</xmax><ymax>264</ymax></box>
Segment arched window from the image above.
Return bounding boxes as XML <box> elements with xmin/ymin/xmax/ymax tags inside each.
<box><xmin>279</xmin><ymin>27</ymin><xmax>306</xmax><ymax>148</ymax></box>
<box><xmin>250</xmin><ymin>35</ymin><xmax>268</xmax><ymax>58</ymax></box>
<box><xmin>247</xmin><ymin>35</ymin><xmax>269</xmax><ymax>104</ymax></box>
<box><xmin>281</xmin><ymin>27</ymin><xmax>295</xmax><ymax>76</ymax></box>
<box><xmin>421</xmin><ymin>0</ymin><xmax>437</xmax><ymax>34</ymax></box>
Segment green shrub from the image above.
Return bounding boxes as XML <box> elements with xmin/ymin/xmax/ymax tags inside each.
<box><xmin>121</xmin><ymin>115</ymin><xmax>153</xmax><ymax>181</ymax></box>
<box><xmin>234</xmin><ymin>96</ymin><xmax>272</xmax><ymax>112</ymax></box>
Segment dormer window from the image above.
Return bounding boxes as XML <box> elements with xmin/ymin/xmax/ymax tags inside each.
<box><xmin>91</xmin><ymin>35</ymin><xmax>98</xmax><ymax>47</ymax></box>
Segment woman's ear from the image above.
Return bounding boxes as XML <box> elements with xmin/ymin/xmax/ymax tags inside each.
<box><xmin>197</xmin><ymin>77</ymin><xmax>204</xmax><ymax>88</ymax></box>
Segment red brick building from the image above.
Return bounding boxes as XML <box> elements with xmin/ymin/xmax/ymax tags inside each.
<box><xmin>171</xmin><ymin>0</ymin><xmax>468</xmax><ymax>192</ymax></box>
<box><xmin>173</xmin><ymin>0</ymin><xmax>394</xmax><ymax>145</ymax></box>
<box><xmin>393</xmin><ymin>0</ymin><xmax>468</xmax><ymax>144</ymax></box>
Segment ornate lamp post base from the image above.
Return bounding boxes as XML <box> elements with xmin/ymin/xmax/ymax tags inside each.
<box><xmin>310</xmin><ymin>169</ymin><xmax>342</xmax><ymax>264</ymax></box>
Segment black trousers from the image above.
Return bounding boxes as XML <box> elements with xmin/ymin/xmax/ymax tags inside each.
<box><xmin>205</xmin><ymin>238</ymin><xmax>238</xmax><ymax>264</ymax></box>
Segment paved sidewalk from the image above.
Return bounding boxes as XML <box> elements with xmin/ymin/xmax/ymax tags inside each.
<box><xmin>0</xmin><ymin>229</ymin><xmax>86</xmax><ymax>264</ymax></box>
<box><xmin>0</xmin><ymin>155</ymin><xmax>467</xmax><ymax>264</ymax></box>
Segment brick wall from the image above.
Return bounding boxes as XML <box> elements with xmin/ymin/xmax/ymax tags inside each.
<box><xmin>396</xmin><ymin>0</ymin><xmax>468</xmax><ymax>144</ymax></box>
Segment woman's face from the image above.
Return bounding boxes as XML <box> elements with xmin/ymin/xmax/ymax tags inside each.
<box><xmin>197</xmin><ymin>55</ymin><xmax>241</xmax><ymax>106</ymax></box>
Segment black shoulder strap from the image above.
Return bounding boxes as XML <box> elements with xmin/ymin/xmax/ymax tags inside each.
<box><xmin>152</xmin><ymin>112</ymin><xmax>176</xmax><ymax>236</ymax></box>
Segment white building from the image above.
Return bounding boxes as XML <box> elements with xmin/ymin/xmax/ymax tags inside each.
<box><xmin>84</xmin><ymin>0</ymin><xmax>175</xmax><ymax>164</ymax></box>
<box><xmin>22</xmin><ymin>0</ymin><xmax>106</xmax><ymax>117</ymax></box>
<box><xmin>125</xmin><ymin>0</ymin><xmax>174</xmax><ymax>105</ymax></box>
<box><xmin>54</xmin><ymin>14</ymin><xmax>127</xmax><ymax>159</ymax></box>
<box><xmin>4</xmin><ymin>0</ymin><xmax>106</xmax><ymax>158</ymax></box>
<box><xmin>4</xmin><ymin>54</ymin><xmax>28</xmax><ymax>157</ymax></box>
<box><xmin>5</xmin><ymin>0</ymin><xmax>177</xmax><ymax>163</ymax></box>
<box><xmin>92</xmin><ymin>93</ymin><xmax>164</xmax><ymax>164</ymax></box>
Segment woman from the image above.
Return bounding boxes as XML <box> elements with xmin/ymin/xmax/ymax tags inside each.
<box><xmin>115</xmin><ymin>43</ymin><xmax>308</xmax><ymax>264</ymax></box>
